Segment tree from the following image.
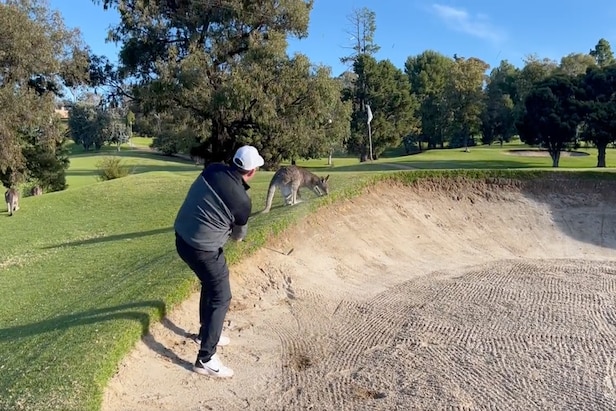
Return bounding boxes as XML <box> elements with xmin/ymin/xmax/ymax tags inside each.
<box><xmin>314</xmin><ymin>74</ymin><xmax>352</xmax><ymax>166</ymax></box>
<box><xmin>125</xmin><ymin>109</ymin><xmax>135</xmax><ymax>145</ymax></box>
<box><xmin>67</xmin><ymin>103</ymin><xmax>105</xmax><ymax>151</ymax></box>
<box><xmin>95</xmin><ymin>0</ymin><xmax>344</xmax><ymax>169</ymax></box>
<box><xmin>577</xmin><ymin>65</ymin><xmax>616</xmax><ymax>167</ymax></box>
<box><xmin>516</xmin><ymin>73</ymin><xmax>580</xmax><ymax>167</ymax></box>
<box><xmin>590</xmin><ymin>38</ymin><xmax>615</xmax><ymax>67</ymax></box>
<box><xmin>21</xmin><ymin>124</ymin><xmax>70</xmax><ymax>192</ymax></box>
<box><xmin>339</xmin><ymin>7</ymin><xmax>380</xmax><ymax>66</ymax></box>
<box><xmin>342</xmin><ymin>56</ymin><xmax>417</xmax><ymax>160</ymax></box>
<box><xmin>245</xmin><ymin>57</ymin><xmax>351</xmax><ymax>167</ymax></box>
<box><xmin>105</xmin><ymin>109</ymin><xmax>131</xmax><ymax>151</ymax></box>
<box><xmin>342</xmin><ymin>55</ymin><xmax>375</xmax><ymax>160</ymax></box>
<box><xmin>481</xmin><ymin>60</ymin><xmax>519</xmax><ymax>145</ymax></box>
<box><xmin>338</xmin><ymin>6</ymin><xmax>381</xmax><ymax>161</ymax></box>
<box><xmin>445</xmin><ymin>55</ymin><xmax>490</xmax><ymax>150</ymax></box>
<box><xmin>512</xmin><ymin>54</ymin><xmax>559</xmax><ymax>147</ymax></box>
<box><xmin>559</xmin><ymin>52</ymin><xmax>596</xmax><ymax>76</ymax></box>
<box><xmin>364</xmin><ymin>59</ymin><xmax>418</xmax><ymax>158</ymax></box>
<box><xmin>68</xmin><ymin>101</ymin><xmax>131</xmax><ymax>151</ymax></box>
<box><xmin>0</xmin><ymin>0</ymin><xmax>90</xmax><ymax>190</ymax></box>
<box><xmin>405</xmin><ymin>50</ymin><xmax>455</xmax><ymax>149</ymax></box>
<box><xmin>515</xmin><ymin>54</ymin><xmax>559</xmax><ymax>105</ymax></box>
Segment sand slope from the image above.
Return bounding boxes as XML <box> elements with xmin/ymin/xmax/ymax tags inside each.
<box><xmin>102</xmin><ymin>176</ymin><xmax>616</xmax><ymax>411</ymax></box>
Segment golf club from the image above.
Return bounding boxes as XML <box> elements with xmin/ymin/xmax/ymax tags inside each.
<box><xmin>264</xmin><ymin>246</ymin><xmax>294</xmax><ymax>256</ymax></box>
<box><xmin>246</xmin><ymin>240</ymin><xmax>294</xmax><ymax>256</ymax></box>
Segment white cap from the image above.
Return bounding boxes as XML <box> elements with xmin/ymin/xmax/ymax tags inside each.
<box><xmin>232</xmin><ymin>145</ymin><xmax>265</xmax><ymax>171</ymax></box>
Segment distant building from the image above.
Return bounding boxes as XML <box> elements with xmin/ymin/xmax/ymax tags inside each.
<box><xmin>54</xmin><ymin>106</ymin><xmax>69</xmax><ymax>119</ymax></box>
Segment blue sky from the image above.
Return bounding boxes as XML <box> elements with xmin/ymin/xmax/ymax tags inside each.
<box><xmin>50</xmin><ymin>0</ymin><xmax>616</xmax><ymax>77</ymax></box>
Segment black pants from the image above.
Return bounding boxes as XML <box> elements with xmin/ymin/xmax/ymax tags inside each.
<box><xmin>175</xmin><ymin>232</ymin><xmax>231</xmax><ymax>361</ymax></box>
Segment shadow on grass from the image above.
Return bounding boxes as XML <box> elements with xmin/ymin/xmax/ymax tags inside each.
<box><xmin>65</xmin><ymin>164</ymin><xmax>198</xmax><ymax>181</ymax></box>
<box><xmin>0</xmin><ymin>301</ymin><xmax>165</xmax><ymax>342</ymax></box>
<box><xmin>42</xmin><ymin>227</ymin><xmax>173</xmax><ymax>249</ymax></box>
<box><xmin>305</xmin><ymin>159</ymin><xmax>551</xmax><ymax>173</ymax></box>
<box><xmin>129</xmin><ymin>164</ymin><xmax>199</xmax><ymax>174</ymax></box>
<box><xmin>0</xmin><ymin>300</ymin><xmax>194</xmax><ymax>371</ymax></box>
<box><xmin>70</xmin><ymin>148</ymin><xmax>196</xmax><ymax>164</ymax></box>
<box><xmin>249</xmin><ymin>203</ymin><xmax>288</xmax><ymax>217</ymax></box>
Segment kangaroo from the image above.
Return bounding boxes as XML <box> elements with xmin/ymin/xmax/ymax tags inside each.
<box><xmin>5</xmin><ymin>188</ymin><xmax>19</xmax><ymax>216</ymax></box>
<box><xmin>31</xmin><ymin>186</ymin><xmax>42</xmax><ymax>196</ymax></box>
<box><xmin>261</xmin><ymin>165</ymin><xmax>330</xmax><ymax>214</ymax></box>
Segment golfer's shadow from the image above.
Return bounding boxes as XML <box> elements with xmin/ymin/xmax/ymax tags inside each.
<box><xmin>141</xmin><ymin>317</ymin><xmax>195</xmax><ymax>372</ymax></box>
<box><xmin>249</xmin><ymin>204</ymin><xmax>286</xmax><ymax>217</ymax></box>
<box><xmin>0</xmin><ymin>300</ymin><xmax>195</xmax><ymax>372</ymax></box>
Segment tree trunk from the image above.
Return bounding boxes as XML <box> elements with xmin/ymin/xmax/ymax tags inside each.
<box><xmin>597</xmin><ymin>142</ymin><xmax>607</xmax><ymax>167</ymax></box>
<box><xmin>550</xmin><ymin>150</ymin><xmax>561</xmax><ymax>167</ymax></box>
<box><xmin>206</xmin><ymin>117</ymin><xmax>234</xmax><ymax>164</ymax></box>
<box><xmin>359</xmin><ymin>144</ymin><xmax>368</xmax><ymax>162</ymax></box>
<box><xmin>327</xmin><ymin>149</ymin><xmax>333</xmax><ymax>166</ymax></box>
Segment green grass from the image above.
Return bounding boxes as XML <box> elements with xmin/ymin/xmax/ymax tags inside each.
<box><xmin>66</xmin><ymin>150</ymin><xmax>198</xmax><ymax>189</ymax></box>
<box><xmin>1</xmin><ymin>142</ymin><xmax>615</xmax><ymax>410</ymax></box>
<box><xmin>293</xmin><ymin>145</ymin><xmax>612</xmax><ymax>173</ymax></box>
<box><xmin>67</xmin><ymin>136</ymin><xmax>154</xmax><ymax>155</ymax></box>
<box><xmin>128</xmin><ymin>136</ymin><xmax>154</xmax><ymax>149</ymax></box>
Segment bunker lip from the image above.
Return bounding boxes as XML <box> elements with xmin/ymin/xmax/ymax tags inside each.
<box><xmin>102</xmin><ymin>176</ymin><xmax>616</xmax><ymax>411</ymax></box>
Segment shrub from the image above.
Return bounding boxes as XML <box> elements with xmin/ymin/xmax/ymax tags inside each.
<box><xmin>17</xmin><ymin>180</ymin><xmax>44</xmax><ymax>197</ymax></box>
<box><xmin>96</xmin><ymin>156</ymin><xmax>131</xmax><ymax>181</ymax></box>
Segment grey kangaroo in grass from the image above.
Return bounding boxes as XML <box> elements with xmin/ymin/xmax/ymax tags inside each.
<box><xmin>5</xmin><ymin>188</ymin><xmax>19</xmax><ymax>216</ymax></box>
<box><xmin>261</xmin><ymin>165</ymin><xmax>330</xmax><ymax>214</ymax></box>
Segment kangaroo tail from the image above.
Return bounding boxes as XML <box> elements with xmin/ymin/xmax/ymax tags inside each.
<box><xmin>261</xmin><ymin>182</ymin><xmax>277</xmax><ymax>213</ymax></box>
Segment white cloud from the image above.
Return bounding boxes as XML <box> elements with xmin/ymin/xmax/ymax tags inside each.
<box><xmin>431</xmin><ymin>4</ymin><xmax>505</xmax><ymax>44</ymax></box>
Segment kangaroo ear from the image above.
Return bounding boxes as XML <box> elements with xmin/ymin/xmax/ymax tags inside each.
<box><xmin>324</xmin><ymin>175</ymin><xmax>330</xmax><ymax>181</ymax></box>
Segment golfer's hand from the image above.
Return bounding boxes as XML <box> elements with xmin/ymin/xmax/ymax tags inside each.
<box><xmin>231</xmin><ymin>224</ymin><xmax>247</xmax><ymax>241</ymax></box>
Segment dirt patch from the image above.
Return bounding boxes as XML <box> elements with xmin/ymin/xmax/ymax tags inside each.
<box><xmin>506</xmin><ymin>149</ymin><xmax>590</xmax><ymax>157</ymax></box>
<box><xmin>102</xmin><ymin>177</ymin><xmax>616</xmax><ymax>410</ymax></box>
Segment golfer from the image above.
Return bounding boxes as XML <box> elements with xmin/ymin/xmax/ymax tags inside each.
<box><xmin>173</xmin><ymin>145</ymin><xmax>264</xmax><ymax>378</ymax></box>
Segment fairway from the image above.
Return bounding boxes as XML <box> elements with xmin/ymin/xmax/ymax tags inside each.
<box><xmin>101</xmin><ymin>173</ymin><xmax>616</xmax><ymax>410</ymax></box>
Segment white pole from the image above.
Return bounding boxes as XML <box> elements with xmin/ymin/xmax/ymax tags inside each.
<box><xmin>368</xmin><ymin>122</ymin><xmax>373</xmax><ymax>161</ymax></box>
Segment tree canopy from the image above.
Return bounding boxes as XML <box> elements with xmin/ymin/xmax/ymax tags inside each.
<box><xmin>0</xmin><ymin>0</ymin><xmax>91</xmax><ymax>189</ymax></box>
<box><xmin>93</xmin><ymin>0</ymin><xmax>349</xmax><ymax>168</ymax></box>
<box><xmin>516</xmin><ymin>73</ymin><xmax>581</xmax><ymax>167</ymax></box>
<box><xmin>576</xmin><ymin>64</ymin><xmax>616</xmax><ymax>167</ymax></box>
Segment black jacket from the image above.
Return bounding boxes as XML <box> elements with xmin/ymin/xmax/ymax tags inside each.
<box><xmin>174</xmin><ymin>163</ymin><xmax>251</xmax><ymax>251</ymax></box>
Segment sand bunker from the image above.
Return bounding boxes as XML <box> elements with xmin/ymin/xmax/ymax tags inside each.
<box><xmin>507</xmin><ymin>149</ymin><xmax>590</xmax><ymax>157</ymax></box>
<box><xmin>102</xmin><ymin>176</ymin><xmax>616</xmax><ymax>410</ymax></box>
